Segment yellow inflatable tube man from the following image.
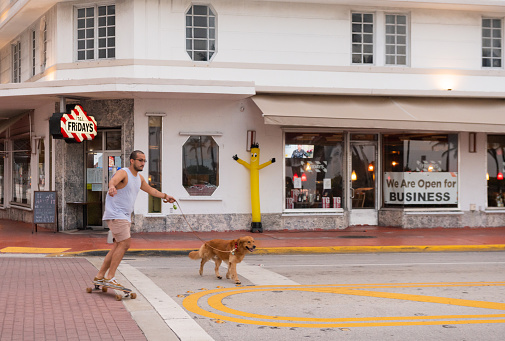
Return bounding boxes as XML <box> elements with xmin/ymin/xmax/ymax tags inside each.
<box><xmin>233</xmin><ymin>143</ymin><xmax>275</xmax><ymax>233</ymax></box>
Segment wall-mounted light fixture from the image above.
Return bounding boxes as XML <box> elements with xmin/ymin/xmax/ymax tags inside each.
<box><xmin>438</xmin><ymin>75</ymin><xmax>455</xmax><ymax>92</ymax></box>
<box><xmin>469</xmin><ymin>132</ymin><xmax>477</xmax><ymax>153</ymax></box>
<box><xmin>246</xmin><ymin>130</ymin><xmax>256</xmax><ymax>151</ymax></box>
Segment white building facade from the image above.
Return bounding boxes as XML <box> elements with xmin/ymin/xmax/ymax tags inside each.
<box><xmin>1</xmin><ymin>0</ymin><xmax>505</xmax><ymax>231</ymax></box>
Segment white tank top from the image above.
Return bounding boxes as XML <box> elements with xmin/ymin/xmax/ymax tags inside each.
<box><xmin>102</xmin><ymin>168</ymin><xmax>141</xmax><ymax>222</ymax></box>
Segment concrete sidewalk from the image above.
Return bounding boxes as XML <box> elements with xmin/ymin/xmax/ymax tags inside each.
<box><xmin>1</xmin><ymin>219</ymin><xmax>505</xmax><ymax>256</ymax></box>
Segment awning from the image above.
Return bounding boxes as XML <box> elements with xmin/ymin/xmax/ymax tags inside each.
<box><xmin>252</xmin><ymin>95</ymin><xmax>505</xmax><ymax>133</ymax></box>
<box><xmin>0</xmin><ymin>112</ymin><xmax>28</xmax><ymax>135</ymax></box>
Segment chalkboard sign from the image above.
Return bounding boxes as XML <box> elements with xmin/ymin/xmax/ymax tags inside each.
<box><xmin>33</xmin><ymin>191</ymin><xmax>57</xmax><ymax>224</ymax></box>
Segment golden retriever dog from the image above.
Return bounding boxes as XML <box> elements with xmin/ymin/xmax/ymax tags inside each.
<box><xmin>188</xmin><ymin>236</ymin><xmax>256</xmax><ymax>284</ymax></box>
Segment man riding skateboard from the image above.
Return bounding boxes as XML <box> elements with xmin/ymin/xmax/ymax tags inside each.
<box><xmin>93</xmin><ymin>150</ymin><xmax>176</xmax><ymax>289</ymax></box>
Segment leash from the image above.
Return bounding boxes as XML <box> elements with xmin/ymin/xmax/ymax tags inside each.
<box><xmin>171</xmin><ymin>200</ymin><xmax>237</xmax><ymax>254</ymax></box>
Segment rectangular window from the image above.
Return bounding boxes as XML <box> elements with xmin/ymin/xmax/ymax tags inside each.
<box><xmin>482</xmin><ymin>18</ymin><xmax>502</xmax><ymax>68</ymax></box>
<box><xmin>0</xmin><ymin>138</ymin><xmax>5</xmax><ymax>206</ymax></box>
<box><xmin>77</xmin><ymin>5</ymin><xmax>115</xmax><ymax>61</ymax></box>
<box><xmin>38</xmin><ymin>139</ymin><xmax>45</xmax><ymax>190</ymax></box>
<box><xmin>487</xmin><ymin>135</ymin><xmax>505</xmax><ymax>207</ymax></box>
<box><xmin>382</xmin><ymin>134</ymin><xmax>458</xmax><ymax>208</ymax></box>
<box><xmin>148</xmin><ymin>117</ymin><xmax>162</xmax><ymax>213</ymax></box>
<box><xmin>12</xmin><ymin>138</ymin><xmax>31</xmax><ymax>206</ymax></box>
<box><xmin>284</xmin><ymin>132</ymin><xmax>344</xmax><ymax>210</ymax></box>
<box><xmin>12</xmin><ymin>42</ymin><xmax>21</xmax><ymax>83</ymax></box>
<box><xmin>385</xmin><ymin>14</ymin><xmax>407</xmax><ymax>65</ymax></box>
<box><xmin>31</xmin><ymin>30</ymin><xmax>36</xmax><ymax>76</ymax></box>
<box><xmin>42</xmin><ymin>20</ymin><xmax>47</xmax><ymax>69</ymax></box>
<box><xmin>352</xmin><ymin>12</ymin><xmax>374</xmax><ymax>64</ymax></box>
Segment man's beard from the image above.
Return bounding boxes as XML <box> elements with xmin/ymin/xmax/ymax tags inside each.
<box><xmin>133</xmin><ymin>164</ymin><xmax>143</xmax><ymax>172</ymax></box>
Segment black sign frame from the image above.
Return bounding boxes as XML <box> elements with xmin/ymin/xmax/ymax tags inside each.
<box><xmin>33</xmin><ymin>191</ymin><xmax>58</xmax><ymax>233</ymax></box>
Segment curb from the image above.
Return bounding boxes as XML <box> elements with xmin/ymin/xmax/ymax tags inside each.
<box><xmin>46</xmin><ymin>244</ymin><xmax>505</xmax><ymax>257</ymax></box>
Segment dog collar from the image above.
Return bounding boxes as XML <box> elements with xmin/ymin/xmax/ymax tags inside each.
<box><xmin>231</xmin><ymin>242</ymin><xmax>238</xmax><ymax>255</ymax></box>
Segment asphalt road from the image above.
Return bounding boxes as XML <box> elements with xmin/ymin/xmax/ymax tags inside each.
<box><xmin>103</xmin><ymin>252</ymin><xmax>505</xmax><ymax>340</ymax></box>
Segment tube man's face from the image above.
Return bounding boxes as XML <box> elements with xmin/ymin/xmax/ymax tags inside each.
<box><xmin>250</xmin><ymin>147</ymin><xmax>260</xmax><ymax>166</ymax></box>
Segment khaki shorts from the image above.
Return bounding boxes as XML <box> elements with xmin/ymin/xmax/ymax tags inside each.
<box><xmin>107</xmin><ymin>219</ymin><xmax>131</xmax><ymax>242</ymax></box>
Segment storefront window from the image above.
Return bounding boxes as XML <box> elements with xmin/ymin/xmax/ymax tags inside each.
<box><xmin>148</xmin><ymin>117</ymin><xmax>162</xmax><ymax>212</ymax></box>
<box><xmin>12</xmin><ymin>138</ymin><xmax>31</xmax><ymax>206</ymax></box>
<box><xmin>487</xmin><ymin>135</ymin><xmax>505</xmax><ymax>207</ymax></box>
<box><xmin>38</xmin><ymin>139</ymin><xmax>45</xmax><ymax>190</ymax></box>
<box><xmin>182</xmin><ymin>136</ymin><xmax>219</xmax><ymax>196</ymax></box>
<box><xmin>0</xmin><ymin>139</ymin><xmax>4</xmax><ymax>205</ymax></box>
<box><xmin>284</xmin><ymin>132</ymin><xmax>344</xmax><ymax>210</ymax></box>
<box><xmin>382</xmin><ymin>134</ymin><xmax>458</xmax><ymax>208</ymax></box>
<box><xmin>106</xmin><ymin>130</ymin><xmax>121</xmax><ymax>150</ymax></box>
<box><xmin>87</xmin><ymin>131</ymin><xmax>102</xmax><ymax>151</ymax></box>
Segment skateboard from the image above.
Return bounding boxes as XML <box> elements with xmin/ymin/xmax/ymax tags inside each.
<box><xmin>86</xmin><ymin>281</ymin><xmax>137</xmax><ymax>301</ymax></box>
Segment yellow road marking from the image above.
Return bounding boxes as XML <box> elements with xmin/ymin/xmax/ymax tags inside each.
<box><xmin>0</xmin><ymin>247</ymin><xmax>70</xmax><ymax>254</ymax></box>
<box><xmin>336</xmin><ymin>288</ymin><xmax>505</xmax><ymax>311</ymax></box>
<box><xmin>255</xmin><ymin>245</ymin><xmax>505</xmax><ymax>254</ymax></box>
<box><xmin>207</xmin><ymin>288</ymin><xmax>505</xmax><ymax>322</ymax></box>
<box><xmin>183</xmin><ymin>282</ymin><xmax>505</xmax><ymax>328</ymax></box>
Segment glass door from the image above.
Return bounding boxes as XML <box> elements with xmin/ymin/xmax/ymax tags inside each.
<box><xmin>85</xmin><ymin>129</ymin><xmax>122</xmax><ymax>228</ymax></box>
<box><xmin>85</xmin><ymin>152</ymin><xmax>122</xmax><ymax>227</ymax></box>
<box><xmin>349</xmin><ymin>135</ymin><xmax>378</xmax><ymax>225</ymax></box>
<box><xmin>85</xmin><ymin>152</ymin><xmax>105</xmax><ymax>226</ymax></box>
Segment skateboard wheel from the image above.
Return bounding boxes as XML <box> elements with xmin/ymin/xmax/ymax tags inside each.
<box><xmin>130</xmin><ymin>293</ymin><xmax>137</xmax><ymax>299</ymax></box>
<box><xmin>86</xmin><ymin>287</ymin><xmax>92</xmax><ymax>293</ymax></box>
<box><xmin>102</xmin><ymin>286</ymin><xmax>108</xmax><ymax>293</ymax></box>
<box><xmin>115</xmin><ymin>294</ymin><xmax>122</xmax><ymax>301</ymax></box>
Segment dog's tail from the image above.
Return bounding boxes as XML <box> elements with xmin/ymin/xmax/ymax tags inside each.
<box><xmin>188</xmin><ymin>245</ymin><xmax>203</xmax><ymax>260</ymax></box>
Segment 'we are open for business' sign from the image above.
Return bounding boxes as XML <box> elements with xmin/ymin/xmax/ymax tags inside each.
<box><xmin>384</xmin><ymin>172</ymin><xmax>458</xmax><ymax>205</ymax></box>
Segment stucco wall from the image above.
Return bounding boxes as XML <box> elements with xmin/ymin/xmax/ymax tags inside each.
<box><xmin>3</xmin><ymin>1</ymin><xmax>501</xmax><ymax>96</ymax></box>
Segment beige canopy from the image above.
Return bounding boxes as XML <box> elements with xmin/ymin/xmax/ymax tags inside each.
<box><xmin>253</xmin><ymin>95</ymin><xmax>505</xmax><ymax>133</ymax></box>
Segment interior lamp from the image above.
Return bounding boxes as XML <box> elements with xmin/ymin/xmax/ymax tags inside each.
<box><xmin>498</xmin><ymin>172</ymin><xmax>503</xmax><ymax>180</ymax></box>
<box><xmin>301</xmin><ymin>173</ymin><xmax>307</xmax><ymax>182</ymax></box>
<box><xmin>351</xmin><ymin>170</ymin><xmax>357</xmax><ymax>181</ymax></box>
<box><xmin>368</xmin><ymin>163</ymin><xmax>374</xmax><ymax>172</ymax></box>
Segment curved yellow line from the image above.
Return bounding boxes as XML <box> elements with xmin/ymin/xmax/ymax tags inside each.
<box><xmin>183</xmin><ymin>283</ymin><xmax>505</xmax><ymax>328</ymax></box>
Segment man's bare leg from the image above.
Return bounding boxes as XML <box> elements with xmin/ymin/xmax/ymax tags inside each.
<box><xmin>105</xmin><ymin>238</ymin><xmax>131</xmax><ymax>280</ymax></box>
<box><xmin>96</xmin><ymin>242</ymin><xmax>118</xmax><ymax>279</ymax></box>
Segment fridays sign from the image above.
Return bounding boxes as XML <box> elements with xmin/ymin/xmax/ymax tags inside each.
<box><xmin>384</xmin><ymin>172</ymin><xmax>458</xmax><ymax>205</ymax></box>
<box><xmin>50</xmin><ymin>105</ymin><xmax>97</xmax><ymax>143</ymax></box>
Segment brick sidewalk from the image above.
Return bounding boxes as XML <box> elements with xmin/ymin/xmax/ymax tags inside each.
<box><xmin>0</xmin><ymin>257</ymin><xmax>146</xmax><ymax>341</ymax></box>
